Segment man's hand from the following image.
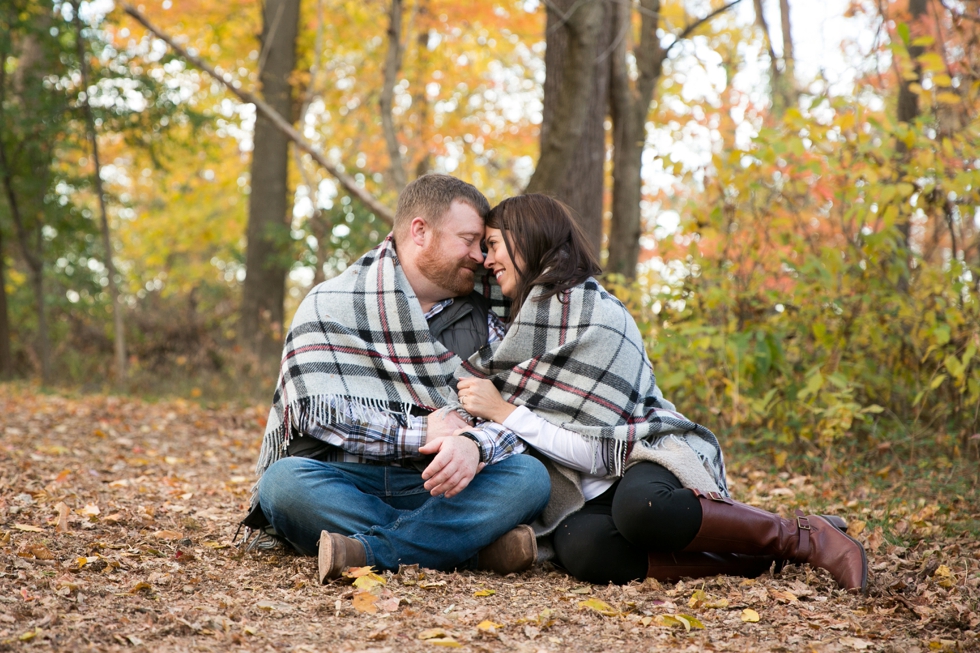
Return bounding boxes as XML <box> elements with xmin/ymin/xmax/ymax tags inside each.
<box><xmin>425</xmin><ymin>407</ymin><xmax>470</xmax><ymax>444</ymax></box>
<box><xmin>457</xmin><ymin>377</ymin><xmax>517</xmax><ymax>424</ymax></box>
<box><xmin>419</xmin><ymin>434</ymin><xmax>482</xmax><ymax>498</ymax></box>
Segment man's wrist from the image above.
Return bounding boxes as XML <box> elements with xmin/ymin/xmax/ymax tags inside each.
<box><xmin>456</xmin><ymin>432</ymin><xmax>485</xmax><ymax>463</ymax></box>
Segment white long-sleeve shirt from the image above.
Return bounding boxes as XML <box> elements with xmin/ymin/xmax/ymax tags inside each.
<box><xmin>502</xmin><ymin>406</ymin><xmax>615</xmax><ymax>501</ymax></box>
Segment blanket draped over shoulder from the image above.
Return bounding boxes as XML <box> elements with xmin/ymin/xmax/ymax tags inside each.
<box><xmin>459</xmin><ymin>278</ymin><xmax>729</xmax><ymax>536</ymax></box>
<box><xmin>254</xmin><ymin>236</ymin><xmax>462</xmax><ymax>481</ymax></box>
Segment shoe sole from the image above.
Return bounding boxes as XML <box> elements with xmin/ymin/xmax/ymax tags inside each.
<box><xmin>318</xmin><ymin>531</ymin><xmax>341</xmax><ymax>584</ymax></box>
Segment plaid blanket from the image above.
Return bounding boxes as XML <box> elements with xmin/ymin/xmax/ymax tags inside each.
<box><xmin>255</xmin><ymin>236</ymin><xmax>507</xmax><ymax>480</ymax></box>
<box><xmin>459</xmin><ymin>278</ymin><xmax>728</xmax><ymax>494</ymax></box>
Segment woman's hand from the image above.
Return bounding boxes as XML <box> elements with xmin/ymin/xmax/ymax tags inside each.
<box><xmin>457</xmin><ymin>377</ymin><xmax>516</xmax><ymax>424</ymax></box>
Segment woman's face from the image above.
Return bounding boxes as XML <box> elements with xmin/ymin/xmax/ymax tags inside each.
<box><xmin>484</xmin><ymin>227</ymin><xmax>520</xmax><ymax>298</ymax></box>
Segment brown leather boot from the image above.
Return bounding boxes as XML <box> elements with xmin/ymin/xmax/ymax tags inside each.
<box><xmin>682</xmin><ymin>490</ymin><xmax>868</xmax><ymax>593</ymax></box>
<box><xmin>646</xmin><ymin>551</ymin><xmax>775</xmax><ymax>583</ymax></box>
<box><xmin>477</xmin><ymin>525</ymin><xmax>537</xmax><ymax>575</ymax></box>
<box><xmin>318</xmin><ymin>531</ymin><xmax>367</xmax><ymax>583</ymax></box>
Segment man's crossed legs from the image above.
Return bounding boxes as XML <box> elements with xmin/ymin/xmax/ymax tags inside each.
<box><xmin>257</xmin><ymin>454</ymin><xmax>550</xmax><ymax>573</ymax></box>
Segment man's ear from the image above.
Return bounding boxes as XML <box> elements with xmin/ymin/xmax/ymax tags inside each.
<box><xmin>409</xmin><ymin>216</ymin><xmax>428</xmax><ymax>247</ymax></box>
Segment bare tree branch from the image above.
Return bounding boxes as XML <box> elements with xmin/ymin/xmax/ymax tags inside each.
<box><xmin>664</xmin><ymin>0</ymin><xmax>745</xmax><ymax>58</ymax></box>
<box><xmin>123</xmin><ymin>4</ymin><xmax>395</xmax><ymax>224</ymax></box>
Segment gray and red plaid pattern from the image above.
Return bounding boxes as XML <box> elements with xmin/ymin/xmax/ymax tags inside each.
<box><xmin>255</xmin><ymin>236</ymin><xmax>522</xmax><ymax>481</ymax></box>
<box><xmin>459</xmin><ymin>278</ymin><xmax>728</xmax><ymax>493</ymax></box>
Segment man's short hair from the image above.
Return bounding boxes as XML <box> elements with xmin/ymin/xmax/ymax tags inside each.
<box><xmin>393</xmin><ymin>174</ymin><xmax>490</xmax><ymax>242</ymax></box>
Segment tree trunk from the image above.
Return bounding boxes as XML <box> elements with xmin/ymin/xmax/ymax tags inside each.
<box><xmin>778</xmin><ymin>0</ymin><xmax>796</xmax><ymax>107</ymax></box>
<box><xmin>607</xmin><ymin>0</ymin><xmax>664</xmax><ymax>279</ymax></box>
<box><xmin>0</xmin><ymin>227</ymin><xmax>12</xmax><ymax>379</ymax></box>
<box><xmin>240</xmin><ymin>0</ymin><xmax>301</xmax><ymax>364</ymax></box>
<box><xmin>535</xmin><ymin>0</ymin><xmax>613</xmax><ymax>257</ymax></box>
<box><xmin>895</xmin><ymin>0</ymin><xmax>929</xmax><ymax>285</ymax></box>
<box><xmin>74</xmin><ymin>1</ymin><xmax>127</xmax><ymax>387</ymax></box>
<box><xmin>525</xmin><ymin>0</ymin><xmax>604</xmax><ymax>201</ymax></box>
<box><xmin>380</xmin><ymin>0</ymin><xmax>407</xmax><ymax>192</ymax></box>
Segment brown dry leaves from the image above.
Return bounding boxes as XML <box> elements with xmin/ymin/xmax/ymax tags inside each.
<box><xmin>0</xmin><ymin>386</ymin><xmax>978</xmax><ymax>651</ymax></box>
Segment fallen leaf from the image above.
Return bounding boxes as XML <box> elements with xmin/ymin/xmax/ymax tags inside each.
<box><xmin>352</xmin><ymin>572</ymin><xmax>386</xmax><ymax>590</ymax></box>
<box><xmin>352</xmin><ymin>590</ymin><xmax>379</xmax><ymax>614</ymax></box>
<box><xmin>151</xmin><ymin>530</ymin><xmax>182</xmax><ymax>540</ymax></box>
<box><xmin>203</xmin><ymin>541</ymin><xmax>229</xmax><ymax>549</ymax></box>
<box><xmin>128</xmin><ymin>582</ymin><xmax>153</xmax><ymax>594</ymax></box>
<box><xmin>477</xmin><ymin>620</ymin><xmax>503</xmax><ymax>633</ymax></box>
<box><xmin>79</xmin><ymin>504</ymin><xmax>100</xmax><ymax>517</ymax></box>
<box><xmin>376</xmin><ymin>595</ymin><xmax>401</xmax><ymax>612</ymax></box>
<box><xmin>418</xmin><ymin>580</ymin><xmax>447</xmax><ymax>589</ymax></box>
<box><xmin>654</xmin><ymin>614</ymin><xmax>704</xmax><ymax>631</ymax></box>
<box><xmin>839</xmin><ymin>636</ymin><xmax>872</xmax><ymax>650</ymax></box>
<box><xmin>568</xmin><ymin>586</ymin><xmax>591</xmax><ymax>594</ymax></box>
<box><xmin>256</xmin><ymin>600</ymin><xmax>292</xmax><ymax>612</ymax></box>
<box><xmin>428</xmin><ymin>639</ymin><xmax>462</xmax><ymax>648</ymax></box>
<box><xmin>741</xmin><ymin>608</ymin><xmax>761</xmax><ymax>623</ymax></box>
<box><xmin>474</xmin><ymin>589</ymin><xmax>495</xmax><ymax>597</ymax></box>
<box><xmin>770</xmin><ymin>589</ymin><xmax>798</xmax><ymax>603</ymax></box>
<box><xmin>54</xmin><ymin>502</ymin><xmax>70</xmax><ymax>533</ymax></box>
<box><xmin>27</xmin><ymin>544</ymin><xmax>55</xmax><ymax>560</ymax></box>
<box><xmin>578</xmin><ymin>598</ymin><xmax>618</xmax><ymax>617</ymax></box>
<box><xmin>343</xmin><ymin>565</ymin><xmax>377</xmax><ymax>579</ymax></box>
<box><xmin>689</xmin><ymin>589</ymin><xmax>729</xmax><ymax>609</ymax></box>
<box><xmin>848</xmin><ymin>520</ymin><xmax>867</xmax><ymax>536</ymax></box>
<box><xmin>13</xmin><ymin>524</ymin><xmax>45</xmax><ymax>533</ymax></box>
<box><xmin>418</xmin><ymin>628</ymin><xmax>453</xmax><ymax>640</ymax></box>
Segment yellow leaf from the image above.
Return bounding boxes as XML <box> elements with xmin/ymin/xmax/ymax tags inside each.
<box><xmin>352</xmin><ymin>573</ymin><xmax>386</xmax><ymax>590</ymax></box>
<box><xmin>568</xmin><ymin>585</ymin><xmax>591</xmax><ymax>594</ymax></box>
<box><xmin>578</xmin><ymin>598</ymin><xmax>618</xmax><ymax>617</ymax></box>
<box><xmin>419</xmin><ymin>580</ymin><xmax>447</xmax><ymax>589</ymax></box>
<box><xmin>741</xmin><ymin>608</ymin><xmax>761</xmax><ymax>623</ymax></box>
<box><xmin>19</xmin><ymin>629</ymin><xmax>38</xmax><ymax>642</ymax></box>
<box><xmin>936</xmin><ymin>92</ymin><xmax>961</xmax><ymax>105</ymax></box>
<box><xmin>14</xmin><ymin>524</ymin><xmax>45</xmax><ymax>533</ymax></box>
<box><xmin>352</xmin><ymin>590</ymin><xmax>379</xmax><ymax>614</ymax></box>
<box><xmin>419</xmin><ymin>628</ymin><xmax>452</xmax><ymax>640</ymax></box>
<box><xmin>474</xmin><ymin>589</ymin><xmax>495</xmax><ymax>597</ymax></box>
<box><xmin>476</xmin><ymin>620</ymin><xmax>502</xmax><ymax>632</ymax></box>
<box><xmin>848</xmin><ymin>520</ymin><xmax>867</xmax><ymax>536</ymax></box>
<box><xmin>428</xmin><ymin>639</ymin><xmax>462</xmax><ymax>648</ymax></box>
<box><xmin>79</xmin><ymin>504</ymin><xmax>100</xmax><ymax>517</ymax></box>
<box><xmin>128</xmin><ymin>581</ymin><xmax>152</xmax><ymax>594</ymax></box>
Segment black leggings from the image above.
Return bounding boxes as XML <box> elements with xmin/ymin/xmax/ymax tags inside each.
<box><xmin>552</xmin><ymin>462</ymin><xmax>703</xmax><ymax>584</ymax></box>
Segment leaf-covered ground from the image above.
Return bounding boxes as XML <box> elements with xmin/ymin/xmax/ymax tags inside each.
<box><xmin>0</xmin><ymin>386</ymin><xmax>977</xmax><ymax>652</ymax></box>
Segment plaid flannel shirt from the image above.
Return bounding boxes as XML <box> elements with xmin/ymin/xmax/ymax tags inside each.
<box><xmin>297</xmin><ymin>299</ymin><xmax>520</xmax><ymax>466</ymax></box>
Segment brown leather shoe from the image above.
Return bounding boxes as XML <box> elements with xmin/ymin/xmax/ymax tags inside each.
<box><xmin>682</xmin><ymin>490</ymin><xmax>868</xmax><ymax>593</ymax></box>
<box><xmin>318</xmin><ymin>531</ymin><xmax>367</xmax><ymax>583</ymax></box>
<box><xmin>477</xmin><ymin>525</ymin><xmax>537</xmax><ymax>575</ymax></box>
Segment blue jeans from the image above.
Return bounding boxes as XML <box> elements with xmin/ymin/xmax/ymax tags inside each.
<box><xmin>256</xmin><ymin>454</ymin><xmax>550</xmax><ymax>571</ymax></box>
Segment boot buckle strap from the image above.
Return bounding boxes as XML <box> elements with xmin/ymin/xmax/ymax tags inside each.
<box><xmin>699</xmin><ymin>490</ymin><xmax>733</xmax><ymax>504</ymax></box>
<box><xmin>795</xmin><ymin>510</ymin><xmax>811</xmax><ymax>559</ymax></box>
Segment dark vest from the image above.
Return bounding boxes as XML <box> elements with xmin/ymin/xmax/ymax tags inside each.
<box><xmin>428</xmin><ymin>291</ymin><xmax>490</xmax><ymax>361</ymax></box>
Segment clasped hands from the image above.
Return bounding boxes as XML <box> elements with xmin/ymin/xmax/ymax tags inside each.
<box><xmin>419</xmin><ymin>378</ymin><xmax>514</xmax><ymax>498</ymax></box>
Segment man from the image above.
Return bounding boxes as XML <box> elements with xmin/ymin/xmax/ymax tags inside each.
<box><xmin>245</xmin><ymin>175</ymin><xmax>550</xmax><ymax>582</ymax></box>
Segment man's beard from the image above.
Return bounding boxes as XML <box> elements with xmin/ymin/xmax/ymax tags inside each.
<box><xmin>417</xmin><ymin>235</ymin><xmax>478</xmax><ymax>296</ymax></box>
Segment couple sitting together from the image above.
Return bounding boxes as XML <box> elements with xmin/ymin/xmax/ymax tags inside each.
<box><xmin>243</xmin><ymin>174</ymin><xmax>868</xmax><ymax>592</ymax></box>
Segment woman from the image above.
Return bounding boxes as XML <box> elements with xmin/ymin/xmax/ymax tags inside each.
<box><xmin>457</xmin><ymin>194</ymin><xmax>867</xmax><ymax>591</ymax></box>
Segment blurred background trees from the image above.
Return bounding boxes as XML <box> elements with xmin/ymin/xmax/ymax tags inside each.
<box><xmin>0</xmin><ymin>0</ymin><xmax>976</xmax><ymax>464</ymax></box>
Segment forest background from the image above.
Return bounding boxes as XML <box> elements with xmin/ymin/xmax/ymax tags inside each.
<box><xmin>0</xmin><ymin>0</ymin><xmax>978</xmax><ymax>474</ymax></box>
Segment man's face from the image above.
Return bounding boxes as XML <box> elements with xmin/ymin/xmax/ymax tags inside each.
<box><xmin>417</xmin><ymin>200</ymin><xmax>485</xmax><ymax>297</ymax></box>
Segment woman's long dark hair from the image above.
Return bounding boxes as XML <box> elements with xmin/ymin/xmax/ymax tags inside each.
<box><xmin>485</xmin><ymin>194</ymin><xmax>601</xmax><ymax>316</ymax></box>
